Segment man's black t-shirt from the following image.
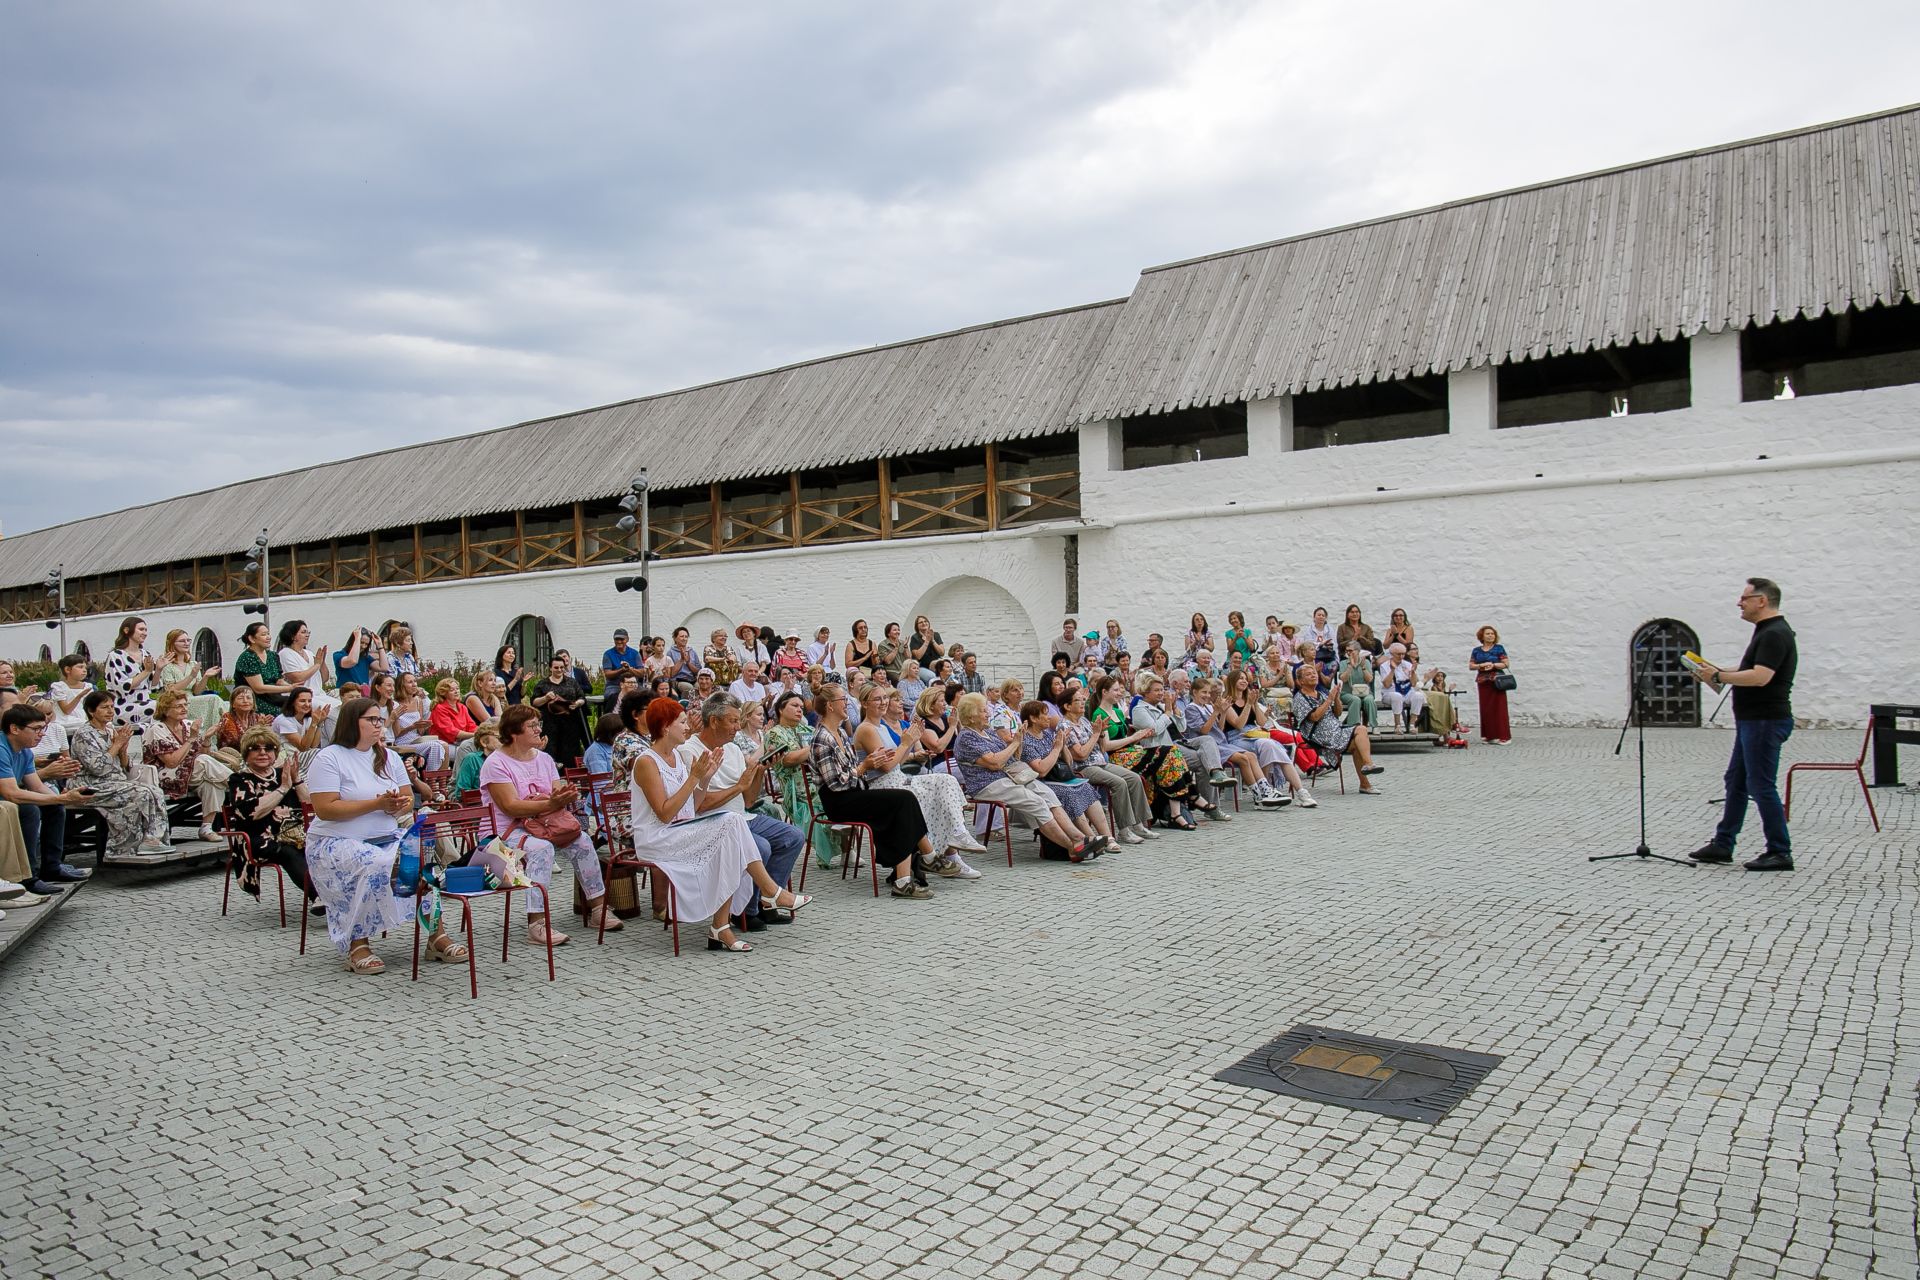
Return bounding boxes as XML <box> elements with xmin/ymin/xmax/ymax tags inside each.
<box><xmin>1732</xmin><ymin>616</ymin><xmax>1796</xmax><ymax>721</ymax></box>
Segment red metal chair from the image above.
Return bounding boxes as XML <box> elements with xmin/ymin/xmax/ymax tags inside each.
<box><xmin>1785</xmin><ymin>723</ymin><xmax>1881</xmax><ymax>833</ymax></box>
<box><xmin>798</xmin><ymin>766</ymin><xmax>878</xmax><ymax>895</ymax></box>
<box><xmin>214</xmin><ymin>821</ymin><xmax>299</xmax><ymax>930</ymax></box>
<box><xmin>595</xmin><ymin>789</ymin><xmax>682</xmax><ymax>953</ymax></box>
<box><xmin>419</xmin><ymin>767</ymin><xmax>453</xmax><ymax>794</ymax></box>
<box><xmin>406</xmin><ymin>804</ymin><xmax>557</xmax><ymax>998</ymax></box>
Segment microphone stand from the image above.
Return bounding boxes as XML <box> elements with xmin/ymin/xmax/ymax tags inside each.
<box><xmin>1591</xmin><ymin>625</ymin><xmax>1694</xmax><ymax>867</ymax></box>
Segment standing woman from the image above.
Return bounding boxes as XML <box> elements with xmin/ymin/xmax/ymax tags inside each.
<box><xmin>383</xmin><ymin>626</ymin><xmax>420</xmax><ymax>678</ymax></box>
<box><xmin>852</xmin><ymin>685</ymin><xmax>986</xmax><ymax>877</ymax></box>
<box><xmin>1183</xmin><ymin>614</ymin><xmax>1215</xmax><ymax>668</ymax></box>
<box><xmin>233</xmin><ymin>622</ymin><xmax>297</xmax><ymax>717</ymax></box>
<box><xmin>907</xmin><ymin>615</ymin><xmax>945</xmax><ymax>669</ymax></box>
<box><xmin>159</xmin><ymin>629</ymin><xmax>224</xmax><ymax>731</ymax></box>
<box><xmin>530</xmin><ymin>656</ymin><xmax>588</xmax><ymax>769</ymax></box>
<box><xmin>873</xmin><ymin>622</ymin><xmax>906</xmax><ymax>680</ymax></box>
<box><xmin>1338</xmin><ymin>604</ymin><xmax>1382</xmax><ymax>658</ymax></box>
<box><xmin>276</xmin><ymin>620</ymin><xmax>336</xmax><ymax>719</ymax></box>
<box><xmin>1470</xmin><ymin>625</ymin><xmax>1513</xmax><ymax>745</ymax></box>
<box><xmin>630</xmin><ymin>697</ymin><xmax>809</xmax><ymax>952</ymax></box>
<box><xmin>145</xmin><ymin>690</ymin><xmax>233</xmax><ymax>842</ymax></box>
<box><xmin>270</xmin><ymin>687</ymin><xmax>330</xmax><ymax>780</ymax></box>
<box><xmin>1056</xmin><ymin>683</ymin><xmax>1153</xmax><ymax>843</ymax></box>
<box><xmin>305</xmin><ymin>697</ymin><xmax>468</xmax><ymax>974</ymax></box>
<box><xmin>106</xmin><ymin>616</ymin><xmax>161</xmax><ymax>731</ymax></box>
<box><xmin>70</xmin><ymin>691</ymin><xmax>173</xmax><ymax>856</ymax></box>
<box><xmin>764</xmin><ymin>692</ymin><xmax>834</xmax><ymax>871</ymax></box>
<box><xmin>1222</xmin><ymin>612</ymin><xmax>1259</xmax><ymax>666</ymax></box>
<box><xmin>492</xmin><ymin>645</ymin><xmax>527</xmax><ymax>706</ymax></box>
<box><xmin>844</xmin><ymin>620</ymin><xmax>879</xmax><ymax>675</ymax></box>
<box><xmin>1383</xmin><ymin>609</ymin><xmax>1416</xmax><ymax>653</ymax></box>
<box><xmin>809</xmin><ymin>684</ymin><xmax>940</xmax><ymax>898</ymax></box>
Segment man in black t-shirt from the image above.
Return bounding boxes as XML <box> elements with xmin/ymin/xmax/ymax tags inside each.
<box><xmin>1689</xmin><ymin>577</ymin><xmax>1798</xmax><ymax>871</ymax></box>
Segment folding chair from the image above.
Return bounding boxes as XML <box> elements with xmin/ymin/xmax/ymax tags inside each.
<box><xmin>596</xmin><ymin>789</ymin><xmax>683</xmax><ymax>953</ymax></box>
<box><xmin>1784</xmin><ymin>722</ymin><xmax>1881</xmax><ymax>833</ymax></box>
<box><xmin>798</xmin><ymin>766</ymin><xmax>879</xmax><ymax>896</ymax></box>
<box><xmin>406</xmin><ymin>804</ymin><xmax>556</xmax><ymax>998</ymax></box>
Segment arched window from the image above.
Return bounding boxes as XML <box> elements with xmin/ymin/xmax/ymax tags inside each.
<box><xmin>194</xmin><ymin>628</ymin><xmax>222</xmax><ymax>674</ymax></box>
<box><xmin>38</xmin><ymin>644</ymin><xmax>52</xmax><ymax>663</ymax></box>
<box><xmin>501</xmin><ymin>615</ymin><xmax>554</xmax><ymax>671</ymax></box>
<box><xmin>75</xmin><ymin>639</ymin><xmax>91</xmax><ymax>661</ymax></box>
<box><xmin>1631</xmin><ymin>619</ymin><xmax>1702</xmax><ymax>727</ymax></box>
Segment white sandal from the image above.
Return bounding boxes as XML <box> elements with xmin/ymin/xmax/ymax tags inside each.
<box><xmin>707</xmin><ymin>925</ymin><xmax>751</xmax><ymax>953</ymax></box>
<box><xmin>759</xmin><ymin>889</ymin><xmax>812</xmax><ymax>913</ymax></box>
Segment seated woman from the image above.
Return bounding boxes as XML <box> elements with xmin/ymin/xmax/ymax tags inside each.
<box><xmin>464</xmin><ymin>670</ymin><xmax>507</xmax><ymax>728</ymax></box>
<box><xmin>1291</xmin><ymin>664</ymin><xmax>1384</xmax><ymax>794</ymax></box>
<box><xmin>1188</xmin><ymin>678</ymin><xmax>1289</xmax><ymax>809</ymax></box>
<box><xmin>913</xmin><ymin>685</ymin><xmax>958</xmax><ymax>769</ymax></box>
<box><xmin>583</xmin><ymin>712</ymin><xmax>620</xmax><ymax>780</ymax></box>
<box><xmin>873</xmin><ymin>622</ymin><xmax>906</xmax><ymax>680</ymax></box>
<box><xmin>809</xmin><ymin>684</ymin><xmax>942</xmax><ymax>897</ymax></box>
<box><xmin>1224</xmin><ymin>671</ymin><xmax>1316</xmax><ymax>807</ymax></box>
<box><xmin>1337</xmin><ymin>604</ymin><xmax>1383</xmax><ymax>658</ymax></box>
<box><xmin>632</xmin><ymin>697</ymin><xmax>809</xmax><ymax>949</ymax></box>
<box><xmin>896</xmin><ymin>661</ymin><xmax>928</xmax><ymax>706</ymax></box>
<box><xmin>1133</xmin><ymin>674</ymin><xmax>1228</xmax><ymax>824</ymax></box>
<box><xmin>770</xmin><ymin>633</ymin><xmax>809</xmax><ymax>680</ymax></box>
<box><xmin>702</xmin><ymin>629</ymin><xmax>740</xmax><ymax>687</ymax></box>
<box><xmin>428</xmin><ymin>678</ymin><xmax>479</xmax><ymax>753</ymax></box>
<box><xmin>386</xmin><ymin>673</ymin><xmax>444</xmax><ymax>773</ymax></box>
<box><xmin>1337</xmin><ymin>641</ymin><xmax>1379</xmax><ymax>729</ymax></box>
<box><xmin>852</xmin><ymin>685</ymin><xmax>986</xmax><ymax>878</ymax></box>
<box><xmin>1016</xmin><ymin>700</ymin><xmax>1116</xmax><ymax>847</ymax></box>
<box><xmin>454</xmin><ymin>720</ymin><xmax>502</xmax><ymax>798</ymax></box>
<box><xmin>480</xmin><ymin>705</ymin><xmax>614</xmax><ymax>944</ymax></box>
<box><xmin>222</xmin><ymin>728</ymin><xmax>313</xmax><ymax>906</ymax></box>
<box><xmin>214</xmin><ymin>684</ymin><xmax>274</xmax><ymax>765</ymax></box>
<box><xmin>1409</xmin><ymin>643</ymin><xmax>1456</xmax><ymax>738</ymax></box>
<box><xmin>951</xmin><ymin>692</ymin><xmax>1105</xmax><ymax>861</ymax></box>
<box><xmin>233</xmin><ymin>621</ymin><xmax>298</xmax><ymax>717</ymax></box>
<box><xmin>1382</xmin><ymin>608</ymin><xmax>1416</xmax><ymax>654</ymax></box>
<box><xmin>1376</xmin><ymin>642</ymin><xmax>1427</xmax><ymax>733</ymax></box>
<box><xmin>763</xmin><ymin>692</ymin><xmax>833</xmax><ymax>871</ymax></box>
<box><xmin>1055</xmin><ymin>683</ymin><xmax>1153</xmax><ymax>843</ymax></box>
<box><xmin>271</xmin><ymin>686</ymin><xmax>330</xmax><ymax>781</ymax></box>
<box><xmin>306</xmin><ymin>698</ymin><xmax>468</xmax><ymax>974</ymax></box>
<box><xmin>735</xmin><ymin>700</ymin><xmax>768</xmax><ymax>760</ymax></box>
<box><xmin>145</xmin><ymin>689</ymin><xmax>233</xmax><ymax>842</ymax></box>
<box><xmin>1087</xmin><ymin>674</ymin><xmax>1197</xmax><ymax>830</ymax></box>
<box><xmin>71</xmin><ymin>690</ymin><xmax>174</xmax><ymax>856</ymax></box>
<box><xmin>159</xmin><ymin>628</ymin><xmax>224</xmax><ymax>731</ymax></box>
<box><xmin>988</xmin><ymin>679</ymin><xmax>1024</xmax><ymax>742</ymax></box>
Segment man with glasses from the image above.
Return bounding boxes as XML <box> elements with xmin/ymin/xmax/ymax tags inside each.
<box><xmin>1690</xmin><ymin>577</ymin><xmax>1799</xmax><ymax>872</ymax></box>
<box><xmin>679</xmin><ymin>693</ymin><xmax>804</xmax><ymax>931</ymax></box>
<box><xmin>0</xmin><ymin>701</ymin><xmax>95</xmax><ymax>892</ymax></box>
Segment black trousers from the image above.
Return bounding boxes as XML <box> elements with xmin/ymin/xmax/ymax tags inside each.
<box><xmin>819</xmin><ymin>787</ymin><xmax>929</xmax><ymax>883</ymax></box>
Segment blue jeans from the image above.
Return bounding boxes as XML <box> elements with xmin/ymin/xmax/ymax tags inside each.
<box><xmin>17</xmin><ymin>801</ymin><xmax>67</xmax><ymax>878</ymax></box>
<box><xmin>744</xmin><ymin>812</ymin><xmax>803</xmax><ymax>917</ymax></box>
<box><xmin>1714</xmin><ymin>718</ymin><xmax>1793</xmax><ymax>856</ymax></box>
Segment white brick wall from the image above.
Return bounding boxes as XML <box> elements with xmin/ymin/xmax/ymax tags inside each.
<box><xmin>5</xmin><ymin>383</ymin><xmax>1915</xmax><ymax>725</ymax></box>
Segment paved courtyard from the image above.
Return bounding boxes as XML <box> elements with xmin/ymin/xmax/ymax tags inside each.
<box><xmin>1</xmin><ymin>728</ymin><xmax>1914</xmax><ymax>1280</ymax></box>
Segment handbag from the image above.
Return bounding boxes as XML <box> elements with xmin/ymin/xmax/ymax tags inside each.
<box><xmin>1492</xmin><ymin>671</ymin><xmax>1517</xmax><ymax>692</ymax></box>
<box><xmin>1004</xmin><ymin>761</ymin><xmax>1039</xmax><ymax>786</ymax></box>
<box><xmin>519</xmin><ymin>804</ymin><xmax>583</xmax><ymax>846</ymax></box>
<box><xmin>1043</xmin><ymin>756</ymin><xmax>1077</xmax><ymax>784</ymax></box>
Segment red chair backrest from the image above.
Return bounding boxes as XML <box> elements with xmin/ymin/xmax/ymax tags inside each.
<box><xmin>599</xmin><ymin>790</ymin><xmax>634</xmax><ymax>856</ymax></box>
<box><xmin>416</xmin><ymin>803</ymin><xmax>497</xmax><ymax>859</ymax></box>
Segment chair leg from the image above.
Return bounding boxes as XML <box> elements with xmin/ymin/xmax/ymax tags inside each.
<box><xmin>220</xmin><ymin>853</ymin><xmax>233</xmax><ymax>917</ymax></box>
<box><xmin>274</xmin><ymin>868</ymin><xmax>287</xmax><ymax>928</ymax></box>
<box><xmin>411</xmin><ymin>907</ymin><xmax>423</xmax><ymax>982</ymax></box>
<box><xmin>668</xmin><ymin>882</ymin><xmax>680</xmax><ymax>956</ymax></box>
<box><xmin>1784</xmin><ymin>768</ymin><xmax>1796</xmax><ymax>821</ymax></box>
<box><xmin>798</xmin><ymin>848</ymin><xmax>809</xmax><ymax>891</ymax></box>
<box><xmin>542</xmin><ymin>903</ymin><xmax>556</xmax><ymax>982</ymax></box>
<box><xmin>463</xmin><ymin>901</ymin><xmax>478</xmax><ymax>1000</ymax></box>
<box><xmin>502</xmin><ymin>887</ymin><xmax>514</xmax><ymax>964</ymax></box>
<box><xmin>1858</xmin><ymin>768</ymin><xmax>1882</xmax><ymax>833</ymax></box>
<box><xmin>867</xmin><ymin>829</ymin><xmax>879</xmax><ymax>898</ymax></box>
<box><xmin>1001</xmin><ymin>808</ymin><xmax>1013</xmax><ymax>866</ymax></box>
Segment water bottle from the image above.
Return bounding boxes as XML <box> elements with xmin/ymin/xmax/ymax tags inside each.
<box><xmin>391</xmin><ymin>815</ymin><xmax>427</xmax><ymax>898</ymax></box>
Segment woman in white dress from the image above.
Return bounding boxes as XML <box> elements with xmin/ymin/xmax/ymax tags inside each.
<box><xmin>391</xmin><ymin>671</ymin><xmax>447</xmax><ymax>772</ymax></box>
<box><xmin>852</xmin><ymin>685</ymin><xmax>986</xmax><ymax>878</ymax></box>
<box><xmin>629</xmin><ymin>696</ymin><xmax>809</xmax><ymax>953</ymax></box>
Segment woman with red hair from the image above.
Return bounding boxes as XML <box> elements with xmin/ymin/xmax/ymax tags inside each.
<box><xmin>628</xmin><ymin>696</ymin><xmax>809</xmax><ymax>953</ymax></box>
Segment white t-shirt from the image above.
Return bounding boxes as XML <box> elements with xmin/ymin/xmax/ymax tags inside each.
<box><xmin>676</xmin><ymin>739</ymin><xmax>750</xmax><ymax>815</ymax></box>
<box><xmin>804</xmin><ymin>640</ymin><xmax>838</xmax><ymax>671</ymax></box>
<box><xmin>279</xmin><ymin>646</ymin><xmax>338</xmax><ymax>710</ymax></box>
<box><xmin>727</xmin><ymin>679</ymin><xmax>767</xmax><ymax>704</ymax></box>
<box><xmin>49</xmin><ymin>680</ymin><xmax>92</xmax><ymax>733</ymax></box>
<box><xmin>305</xmin><ymin>744</ymin><xmax>411</xmax><ymax>842</ymax></box>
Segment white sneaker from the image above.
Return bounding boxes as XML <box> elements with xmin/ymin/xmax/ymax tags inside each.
<box><xmin>1292</xmin><ymin>788</ymin><xmax>1318</xmax><ymax>809</ymax></box>
<box><xmin>1133</xmin><ymin>824</ymin><xmax>1160</xmax><ymax>840</ymax></box>
<box><xmin>945</xmin><ymin>853</ymin><xmax>982</xmax><ymax>880</ymax></box>
<box><xmin>1118</xmin><ymin>829</ymin><xmax>1144</xmax><ymax>845</ymax></box>
<box><xmin>0</xmin><ymin>879</ymin><xmax>25</xmax><ymax>896</ymax></box>
<box><xmin>954</xmin><ymin>836</ymin><xmax>990</xmax><ymax>855</ymax></box>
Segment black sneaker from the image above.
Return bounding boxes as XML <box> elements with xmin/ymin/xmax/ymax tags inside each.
<box><xmin>1687</xmin><ymin>843</ymin><xmax>1734</xmax><ymax>864</ymax></box>
<box><xmin>1743</xmin><ymin>851</ymin><xmax>1794</xmax><ymax>872</ymax></box>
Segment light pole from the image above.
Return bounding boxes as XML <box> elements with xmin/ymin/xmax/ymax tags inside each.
<box><xmin>241</xmin><ymin>529</ymin><xmax>271</xmax><ymax>625</ymax></box>
<box><xmin>613</xmin><ymin>471</ymin><xmax>652</xmax><ymax>637</ymax></box>
<box><xmin>43</xmin><ymin>565</ymin><xmax>65</xmax><ymax>655</ymax></box>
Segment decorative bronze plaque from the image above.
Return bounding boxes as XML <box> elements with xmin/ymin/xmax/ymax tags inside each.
<box><xmin>1214</xmin><ymin>1024</ymin><xmax>1503</xmax><ymax>1123</ymax></box>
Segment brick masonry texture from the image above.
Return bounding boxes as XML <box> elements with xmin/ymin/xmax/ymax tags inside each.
<box><xmin>1</xmin><ymin>727</ymin><xmax>1914</xmax><ymax>1279</ymax></box>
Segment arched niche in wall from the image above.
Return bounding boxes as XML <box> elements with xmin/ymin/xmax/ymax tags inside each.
<box><xmin>907</xmin><ymin>575</ymin><xmax>1042</xmax><ymax>684</ymax></box>
<box><xmin>1630</xmin><ymin>618</ymin><xmax>1702</xmax><ymax>727</ymax></box>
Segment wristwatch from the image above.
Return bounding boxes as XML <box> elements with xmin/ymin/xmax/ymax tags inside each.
<box><xmin>1709</xmin><ymin>672</ymin><xmax>1721</xmax><ymax>687</ymax></box>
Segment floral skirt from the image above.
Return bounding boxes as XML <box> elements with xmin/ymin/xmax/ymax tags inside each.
<box><xmin>1107</xmin><ymin>744</ymin><xmax>1197</xmax><ymax>804</ymax></box>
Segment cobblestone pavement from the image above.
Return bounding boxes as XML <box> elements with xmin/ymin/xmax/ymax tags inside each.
<box><xmin>1</xmin><ymin>729</ymin><xmax>1914</xmax><ymax>1280</ymax></box>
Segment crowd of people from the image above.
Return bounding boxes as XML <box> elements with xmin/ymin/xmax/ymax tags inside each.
<box><xmin>0</xmin><ymin>606</ymin><xmax>1516</xmax><ymax>946</ymax></box>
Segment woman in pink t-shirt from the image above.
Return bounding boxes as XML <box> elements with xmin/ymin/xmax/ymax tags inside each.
<box><xmin>478</xmin><ymin>705</ymin><xmax>613</xmax><ymax>945</ymax></box>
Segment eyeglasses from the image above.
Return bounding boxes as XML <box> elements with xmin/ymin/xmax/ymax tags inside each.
<box><xmin>1738</xmin><ymin>592</ymin><xmax>1763</xmax><ymax>603</ymax></box>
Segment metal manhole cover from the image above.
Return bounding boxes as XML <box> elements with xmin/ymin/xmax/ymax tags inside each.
<box><xmin>1214</xmin><ymin>1024</ymin><xmax>1503</xmax><ymax>1123</ymax></box>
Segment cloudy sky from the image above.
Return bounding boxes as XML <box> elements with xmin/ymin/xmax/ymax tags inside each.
<box><xmin>3</xmin><ymin>0</ymin><xmax>1915</xmax><ymax>536</ymax></box>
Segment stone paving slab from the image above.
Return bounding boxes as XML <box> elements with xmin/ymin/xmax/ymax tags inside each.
<box><xmin>0</xmin><ymin>729</ymin><xmax>1913</xmax><ymax>1279</ymax></box>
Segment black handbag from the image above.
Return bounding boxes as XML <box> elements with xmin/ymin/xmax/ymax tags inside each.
<box><xmin>1492</xmin><ymin>671</ymin><xmax>1517</xmax><ymax>692</ymax></box>
<box><xmin>1044</xmin><ymin>756</ymin><xmax>1078</xmax><ymax>784</ymax></box>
